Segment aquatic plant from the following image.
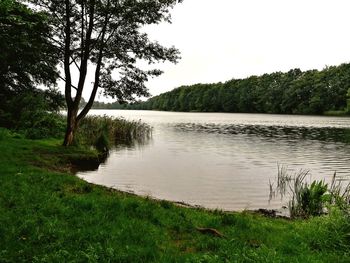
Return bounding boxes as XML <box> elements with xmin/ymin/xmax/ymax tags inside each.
<box><xmin>268</xmin><ymin>164</ymin><xmax>293</xmax><ymax>201</ymax></box>
<box><xmin>328</xmin><ymin>172</ymin><xmax>350</xmax><ymax>213</ymax></box>
<box><xmin>75</xmin><ymin>115</ymin><xmax>152</xmax><ymax>151</ymax></box>
<box><xmin>270</xmin><ymin>166</ymin><xmax>350</xmax><ymax>218</ymax></box>
<box><xmin>289</xmin><ymin>178</ymin><xmax>328</xmax><ymax>218</ymax></box>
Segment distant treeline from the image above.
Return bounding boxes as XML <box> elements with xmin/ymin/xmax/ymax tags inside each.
<box><xmin>91</xmin><ymin>63</ymin><xmax>350</xmax><ymax>114</ymax></box>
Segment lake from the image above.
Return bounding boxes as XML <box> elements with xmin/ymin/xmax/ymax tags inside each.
<box><xmin>77</xmin><ymin>110</ymin><xmax>350</xmax><ymax>211</ymax></box>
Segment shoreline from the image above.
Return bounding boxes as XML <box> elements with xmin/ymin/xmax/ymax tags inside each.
<box><xmin>88</xmin><ymin>108</ymin><xmax>350</xmax><ymax>117</ymax></box>
<box><xmin>77</xmin><ymin>179</ymin><xmax>291</xmax><ymax>219</ymax></box>
<box><xmin>1</xmin><ymin>135</ymin><xmax>349</xmax><ymax>261</ymax></box>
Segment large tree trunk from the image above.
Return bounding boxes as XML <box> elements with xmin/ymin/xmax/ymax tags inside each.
<box><xmin>63</xmin><ymin>107</ymin><xmax>79</xmax><ymax>146</ymax></box>
<box><xmin>62</xmin><ymin>0</ymin><xmax>104</xmax><ymax>147</ymax></box>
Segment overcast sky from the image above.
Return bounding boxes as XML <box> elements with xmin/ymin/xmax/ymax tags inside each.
<box><xmin>136</xmin><ymin>0</ymin><xmax>350</xmax><ymax>97</ymax></box>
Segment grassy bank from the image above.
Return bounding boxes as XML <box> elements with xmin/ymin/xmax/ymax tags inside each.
<box><xmin>0</xmin><ymin>135</ymin><xmax>349</xmax><ymax>262</ymax></box>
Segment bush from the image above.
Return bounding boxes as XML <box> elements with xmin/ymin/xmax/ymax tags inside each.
<box><xmin>23</xmin><ymin>113</ymin><xmax>65</xmax><ymax>139</ymax></box>
<box><xmin>0</xmin><ymin>127</ymin><xmax>10</xmax><ymax>140</ymax></box>
<box><xmin>0</xmin><ymin>88</ymin><xmax>65</xmax><ymax>139</ymax></box>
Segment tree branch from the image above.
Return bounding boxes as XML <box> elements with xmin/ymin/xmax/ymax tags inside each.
<box><xmin>80</xmin><ymin>0</ymin><xmax>85</xmax><ymax>59</ymax></box>
<box><xmin>74</xmin><ymin>0</ymin><xmax>96</xmax><ymax>108</ymax></box>
<box><xmin>69</xmin><ymin>55</ymin><xmax>81</xmax><ymax>71</ymax></box>
<box><xmin>64</xmin><ymin>0</ymin><xmax>73</xmax><ymax>107</ymax></box>
<box><xmin>58</xmin><ymin>75</ymin><xmax>78</xmax><ymax>91</ymax></box>
<box><xmin>78</xmin><ymin>0</ymin><xmax>110</xmax><ymax>121</ymax></box>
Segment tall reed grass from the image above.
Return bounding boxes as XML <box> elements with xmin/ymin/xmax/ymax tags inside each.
<box><xmin>270</xmin><ymin>165</ymin><xmax>350</xmax><ymax>218</ymax></box>
<box><xmin>269</xmin><ymin>164</ymin><xmax>293</xmax><ymax>200</ymax></box>
<box><xmin>76</xmin><ymin>115</ymin><xmax>152</xmax><ymax>152</ymax></box>
<box><xmin>328</xmin><ymin>172</ymin><xmax>350</xmax><ymax>214</ymax></box>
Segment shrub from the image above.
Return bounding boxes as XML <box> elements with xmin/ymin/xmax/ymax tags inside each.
<box><xmin>0</xmin><ymin>127</ymin><xmax>10</xmax><ymax>140</ymax></box>
<box><xmin>22</xmin><ymin>113</ymin><xmax>65</xmax><ymax>139</ymax></box>
<box><xmin>0</xmin><ymin>88</ymin><xmax>65</xmax><ymax>139</ymax></box>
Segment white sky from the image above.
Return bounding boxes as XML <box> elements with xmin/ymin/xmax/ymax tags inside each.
<box><xmin>139</xmin><ymin>0</ymin><xmax>350</xmax><ymax>97</ymax></box>
<box><xmin>73</xmin><ymin>0</ymin><xmax>350</xmax><ymax>101</ymax></box>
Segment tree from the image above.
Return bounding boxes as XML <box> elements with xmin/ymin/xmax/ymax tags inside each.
<box><xmin>0</xmin><ymin>0</ymin><xmax>58</xmax><ymax>92</ymax></box>
<box><xmin>0</xmin><ymin>0</ymin><xmax>60</xmax><ymax>128</ymax></box>
<box><xmin>25</xmin><ymin>0</ymin><xmax>182</xmax><ymax>146</ymax></box>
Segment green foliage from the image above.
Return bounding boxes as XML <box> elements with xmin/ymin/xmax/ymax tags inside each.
<box><xmin>128</xmin><ymin>64</ymin><xmax>350</xmax><ymax>115</ymax></box>
<box><xmin>0</xmin><ymin>0</ymin><xmax>58</xmax><ymax>92</ymax></box>
<box><xmin>347</xmin><ymin>88</ymin><xmax>350</xmax><ymax>114</ymax></box>
<box><xmin>0</xmin><ymin>0</ymin><xmax>62</xmax><ymax>140</ymax></box>
<box><xmin>290</xmin><ymin>180</ymin><xmax>328</xmax><ymax>218</ymax></box>
<box><xmin>0</xmin><ymin>88</ymin><xmax>65</xmax><ymax>139</ymax></box>
<box><xmin>23</xmin><ymin>113</ymin><xmax>66</xmax><ymax>139</ymax></box>
<box><xmin>0</xmin><ymin>127</ymin><xmax>11</xmax><ymax>140</ymax></box>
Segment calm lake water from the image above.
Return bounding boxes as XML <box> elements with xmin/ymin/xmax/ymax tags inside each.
<box><xmin>78</xmin><ymin>110</ymin><xmax>350</xmax><ymax>211</ymax></box>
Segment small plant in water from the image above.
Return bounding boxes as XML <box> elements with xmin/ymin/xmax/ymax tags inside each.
<box><xmin>269</xmin><ymin>164</ymin><xmax>293</xmax><ymax>201</ymax></box>
<box><xmin>328</xmin><ymin>172</ymin><xmax>350</xmax><ymax>214</ymax></box>
<box><xmin>270</xmin><ymin>165</ymin><xmax>350</xmax><ymax>218</ymax></box>
<box><xmin>289</xmin><ymin>177</ymin><xmax>328</xmax><ymax>218</ymax></box>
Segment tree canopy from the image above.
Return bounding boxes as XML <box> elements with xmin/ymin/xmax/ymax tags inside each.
<box><xmin>0</xmin><ymin>0</ymin><xmax>62</xmax><ymax>132</ymax></box>
<box><xmin>125</xmin><ymin>63</ymin><xmax>350</xmax><ymax>115</ymax></box>
<box><xmin>0</xmin><ymin>0</ymin><xmax>58</xmax><ymax>92</ymax></box>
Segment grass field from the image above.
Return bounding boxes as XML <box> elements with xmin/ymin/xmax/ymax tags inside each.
<box><xmin>0</xmin><ymin>133</ymin><xmax>349</xmax><ymax>262</ymax></box>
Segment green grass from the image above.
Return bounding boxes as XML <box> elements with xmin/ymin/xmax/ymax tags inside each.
<box><xmin>0</xmin><ymin>134</ymin><xmax>349</xmax><ymax>262</ymax></box>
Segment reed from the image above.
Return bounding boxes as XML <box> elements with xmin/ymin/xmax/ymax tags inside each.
<box><xmin>277</xmin><ymin>164</ymin><xmax>293</xmax><ymax>197</ymax></box>
<box><xmin>268</xmin><ymin>164</ymin><xmax>293</xmax><ymax>201</ymax></box>
<box><xmin>75</xmin><ymin>115</ymin><xmax>152</xmax><ymax>151</ymax></box>
<box><xmin>328</xmin><ymin>172</ymin><xmax>350</xmax><ymax>213</ymax></box>
<box><xmin>270</xmin><ymin>166</ymin><xmax>350</xmax><ymax>218</ymax></box>
<box><xmin>288</xmin><ymin>171</ymin><xmax>327</xmax><ymax>218</ymax></box>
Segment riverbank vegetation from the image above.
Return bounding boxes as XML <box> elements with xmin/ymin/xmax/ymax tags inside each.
<box><xmin>104</xmin><ymin>63</ymin><xmax>350</xmax><ymax>115</ymax></box>
<box><xmin>1</xmin><ymin>0</ymin><xmax>181</xmax><ymax>146</ymax></box>
<box><xmin>76</xmin><ymin>116</ymin><xmax>152</xmax><ymax>152</ymax></box>
<box><xmin>0</xmin><ymin>81</ymin><xmax>150</xmax><ymax>151</ymax></box>
<box><xmin>270</xmin><ymin>166</ymin><xmax>350</xmax><ymax>219</ymax></box>
<box><xmin>0</xmin><ymin>133</ymin><xmax>350</xmax><ymax>262</ymax></box>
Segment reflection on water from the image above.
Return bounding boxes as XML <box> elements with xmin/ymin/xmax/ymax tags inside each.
<box><xmin>78</xmin><ymin>110</ymin><xmax>350</xmax><ymax>211</ymax></box>
<box><xmin>174</xmin><ymin>123</ymin><xmax>350</xmax><ymax>143</ymax></box>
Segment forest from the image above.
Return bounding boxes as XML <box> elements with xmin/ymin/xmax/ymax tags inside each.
<box><xmin>103</xmin><ymin>63</ymin><xmax>350</xmax><ymax>115</ymax></box>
